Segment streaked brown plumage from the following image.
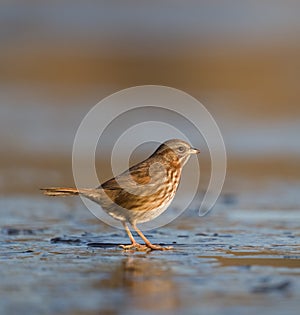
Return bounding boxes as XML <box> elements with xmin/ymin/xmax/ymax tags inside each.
<box><xmin>41</xmin><ymin>139</ymin><xmax>200</xmax><ymax>250</ymax></box>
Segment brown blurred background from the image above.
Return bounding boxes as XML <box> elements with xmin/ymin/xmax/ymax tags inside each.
<box><xmin>0</xmin><ymin>0</ymin><xmax>299</xmax><ymax>195</ymax></box>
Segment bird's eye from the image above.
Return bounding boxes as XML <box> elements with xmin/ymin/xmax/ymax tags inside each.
<box><xmin>177</xmin><ymin>146</ymin><xmax>185</xmax><ymax>153</ymax></box>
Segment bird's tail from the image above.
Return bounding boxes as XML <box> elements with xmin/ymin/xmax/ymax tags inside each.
<box><xmin>41</xmin><ymin>187</ymin><xmax>89</xmax><ymax>197</ymax></box>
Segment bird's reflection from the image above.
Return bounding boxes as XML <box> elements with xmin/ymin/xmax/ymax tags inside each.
<box><xmin>96</xmin><ymin>255</ymin><xmax>180</xmax><ymax>312</ymax></box>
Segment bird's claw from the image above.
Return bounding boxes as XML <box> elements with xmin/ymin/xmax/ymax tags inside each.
<box><xmin>146</xmin><ymin>244</ymin><xmax>173</xmax><ymax>251</ymax></box>
<box><xmin>119</xmin><ymin>243</ymin><xmax>173</xmax><ymax>251</ymax></box>
<box><xmin>119</xmin><ymin>243</ymin><xmax>150</xmax><ymax>251</ymax></box>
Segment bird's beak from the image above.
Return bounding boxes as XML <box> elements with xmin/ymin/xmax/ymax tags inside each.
<box><xmin>190</xmin><ymin>147</ymin><xmax>200</xmax><ymax>154</ymax></box>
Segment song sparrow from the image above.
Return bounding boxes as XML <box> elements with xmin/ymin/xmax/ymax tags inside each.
<box><xmin>41</xmin><ymin>139</ymin><xmax>200</xmax><ymax>251</ymax></box>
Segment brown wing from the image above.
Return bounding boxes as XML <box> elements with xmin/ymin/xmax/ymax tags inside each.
<box><xmin>97</xmin><ymin>153</ymin><xmax>176</xmax><ymax>212</ymax></box>
<box><xmin>100</xmin><ymin>159</ymin><xmax>151</xmax><ymax>191</ymax></box>
<box><xmin>97</xmin><ymin>159</ymin><xmax>153</xmax><ymax>211</ymax></box>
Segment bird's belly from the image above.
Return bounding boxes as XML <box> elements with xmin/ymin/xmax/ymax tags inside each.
<box><xmin>127</xmin><ymin>184</ymin><xmax>178</xmax><ymax>224</ymax></box>
<box><xmin>131</xmin><ymin>200</ymin><xmax>172</xmax><ymax>223</ymax></box>
<box><xmin>106</xmin><ymin>197</ymin><xmax>173</xmax><ymax>224</ymax></box>
<box><xmin>102</xmin><ymin>173</ymin><xmax>180</xmax><ymax>224</ymax></box>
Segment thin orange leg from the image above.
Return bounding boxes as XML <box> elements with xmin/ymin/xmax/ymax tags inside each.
<box><xmin>132</xmin><ymin>223</ymin><xmax>173</xmax><ymax>251</ymax></box>
<box><xmin>119</xmin><ymin>222</ymin><xmax>148</xmax><ymax>251</ymax></box>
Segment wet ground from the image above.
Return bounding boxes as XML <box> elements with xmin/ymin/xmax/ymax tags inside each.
<box><xmin>1</xmin><ymin>84</ymin><xmax>299</xmax><ymax>314</ymax></box>
<box><xmin>1</xmin><ymin>188</ymin><xmax>299</xmax><ymax>315</ymax></box>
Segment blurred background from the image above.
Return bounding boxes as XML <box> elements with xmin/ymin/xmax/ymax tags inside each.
<box><xmin>0</xmin><ymin>0</ymin><xmax>299</xmax><ymax>195</ymax></box>
<box><xmin>1</xmin><ymin>3</ymin><xmax>300</xmax><ymax>315</ymax></box>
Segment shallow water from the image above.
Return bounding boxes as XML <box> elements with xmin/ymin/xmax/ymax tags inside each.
<box><xmin>0</xmin><ymin>193</ymin><xmax>299</xmax><ymax>315</ymax></box>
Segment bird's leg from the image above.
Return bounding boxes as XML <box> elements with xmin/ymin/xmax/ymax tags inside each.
<box><xmin>132</xmin><ymin>223</ymin><xmax>173</xmax><ymax>251</ymax></box>
<box><xmin>119</xmin><ymin>222</ymin><xmax>148</xmax><ymax>251</ymax></box>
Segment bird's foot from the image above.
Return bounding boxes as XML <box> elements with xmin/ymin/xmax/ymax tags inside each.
<box><xmin>119</xmin><ymin>243</ymin><xmax>149</xmax><ymax>251</ymax></box>
<box><xmin>145</xmin><ymin>243</ymin><xmax>173</xmax><ymax>251</ymax></box>
<box><xmin>119</xmin><ymin>243</ymin><xmax>173</xmax><ymax>251</ymax></box>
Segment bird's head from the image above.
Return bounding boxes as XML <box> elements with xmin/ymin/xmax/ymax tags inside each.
<box><xmin>154</xmin><ymin>139</ymin><xmax>200</xmax><ymax>167</ymax></box>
